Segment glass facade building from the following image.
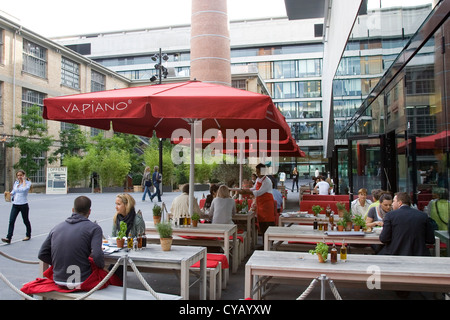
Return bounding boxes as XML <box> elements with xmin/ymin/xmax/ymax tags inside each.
<box><xmin>333</xmin><ymin>0</ymin><xmax>449</xmax><ymax>204</ymax></box>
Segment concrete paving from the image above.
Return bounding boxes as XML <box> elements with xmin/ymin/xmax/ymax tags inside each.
<box><xmin>0</xmin><ymin>180</ymin><xmax>442</xmax><ymax>300</ymax></box>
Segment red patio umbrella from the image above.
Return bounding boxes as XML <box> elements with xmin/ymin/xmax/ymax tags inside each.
<box><xmin>43</xmin><ymin>80</ymin><xmax>299</xmax><ymax>215</ymax></box>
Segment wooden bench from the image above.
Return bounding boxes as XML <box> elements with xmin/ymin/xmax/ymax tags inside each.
<box><xmin>32</xmin><ymin>285</ymin><xmax>182</xmax><ymax>300</ymax></box>
<box><xmin>190</xmin><ymin>254</ymin><xmax>225</xmax><ymax>300</ymax></box>
<box><xmin>145</xmin><ymin>234</ymin><xmax>236</xmax><ymax>287</ymax></box>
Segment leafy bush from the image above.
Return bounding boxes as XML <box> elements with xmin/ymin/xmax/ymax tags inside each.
<box><xmin>309</xmin><ymin>242</ymin><xmax>329</xmax><ymax>261</ymax></box>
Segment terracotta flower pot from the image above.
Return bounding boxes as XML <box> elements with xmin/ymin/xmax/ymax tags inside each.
<box><xmin>116</xmin><ymin>238</ymin><xmax>125</xmax><ymax>248</ymax></box>
<box><xmin>160</xmin><ymin>237</ymin><xmax>173</xmax><ymax>251</ymax></box>
<box><xmin>317</xmin><ymin>253</ymin><xmax>326</xmax><ymax>263</ymax></box>
<box><xmin>153</xmin><ymin>216</ymin><xmax>161</xmax><ymax>225</ymax></box>
<box><xmin>192</xmin><ymin>220</ymin><xmax>199</xmax><ymax>227</ymax></box>
<box><xmin>345</xmin><ymin>221</ymin><xmax>352</xmax><ymax>231</ymax></box>
<box><xmin>354</xmin><ymin>225</ymin><xmax>361</xmax><ymax>231</ymax></box>
<box><xmin>337</xmin><ymin>225</ymin><xmax>344</xmax><ymax>231</ymax></box>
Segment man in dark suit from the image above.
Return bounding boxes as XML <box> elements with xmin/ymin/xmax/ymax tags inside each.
<box><xmin>379</xmin><ymin>192</ymin><xmax>435</xmax><ymax>256</ymax></box>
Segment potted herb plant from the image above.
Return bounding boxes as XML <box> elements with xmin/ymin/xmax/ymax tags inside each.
<box><xmin>352</xmin><ymin>214</ymin><xmax>366</xmax><ymax>231</ymax></box>
<box><xmin>342</xmin><ymin>209</ymin><xmax>353</xmax><ymax>231</ymax></box>
<box><xmin>156</xmin><ymin>222</ymin><xmax>173</xmax><ymax>251</ymax></box>
<box><xmin>191</xmin><ymin>212</ymin><xmax>200</xmax><ymax>227</ymax></box>
<box><xmin>309</xmin><ymin>242</ymin><xmax>329</xmax><ymax>263</ymax></box>
<box><xmin>336</xmin><ymin>202</ymin><xmax>346</xmax><ymax>217</ymax></box>
<box><xmin>116</xmin><ymin>221</ymin><xmax>127</xmax><ymax>248</ymax></box>
<box><xmin>312</xmin><ymin>205</ymin><xmax>324</xmax><ymax>217</ymax></box>
<box><xmin>336</xmin><ymin>219</ymin><xmax>346</xmax><ymax>231</ymax></box>
<box><xmin>152</xmin><ymin>204</ymin><xmax>162</xmax><ymax>224</ymax></box>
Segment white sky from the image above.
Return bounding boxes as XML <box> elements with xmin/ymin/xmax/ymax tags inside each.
<box><xmin>0</xmin><ymin>0</ymin><xmax>287</xmax><ymax>37</ymax></box>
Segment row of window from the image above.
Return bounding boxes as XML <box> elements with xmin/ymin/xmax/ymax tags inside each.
<box><xmin>21</xmin><ymin>39</ymin><xmax>107</xmax><ymax>92</ymax></box>
<box><xmin>95</xmin><ymin>44</ymin><xmax>325</xmax><ymax>68</ymax></box>
<box><xmin>0</xmin><ymin>33</ymin><xmax>110</xmax><ymax>183</ymax></box>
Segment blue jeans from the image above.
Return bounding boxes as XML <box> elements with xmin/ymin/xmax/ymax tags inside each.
<box><xmin>292</xmin><ymin>179</ymin><xmax>299</xmax><ymax>192</ymax></box>
<box><xmin>6</xmin><ymin>203</ymin><xmax>31</xmax><ymax>239</ymax></box>
<box><xmin>142</xmin><ymin>185</ymin><xmax>152</xmax><ymax>200</ymax></box>
<box><xmin>151</xmin><ymin>183</ymin><xmax>161</xmax><ymax>202</ymax></box>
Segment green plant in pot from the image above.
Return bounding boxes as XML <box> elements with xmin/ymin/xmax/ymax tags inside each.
<box><xmin>309</xmin><ymin>242</ymin><xmax>329</xmax><ymax>263</ymax></box>
<box><xmin>342</xmin><ymin>209</ymin><xmax>353</xmax><ymax>231</ymax></box>
<box><xmin>337</xmin><ymin>219</ymin><xmax>346</xmax><ymax>231</ymax></box>
<box><xmin>152</xmin><ymin>204</ymin><xmax>162</xmax><ymax>224</ymax></box>
<box><xmin>312</xmin><ymin>205</ymin><xmax>324</xmax><ymax>216</ymax></box>
<box><xmin>336</xmin><ymin>202</ymin><xmax>346</xmax><ymax>217</ymax></box>
<box><xmin>116</xmin><ymin>221</ymin><xmax>127</xmax><ymax>248</ymax></box>
<box><xmin>191</xmin><ymin>212</ymin><xmax>200</xmax><ymax>227</ymax></box>
<box><xmin>352</xmin><ymin>214</ymin><xmax>366</xmax><ymax>231</ymax></box>
<box><xmin>156</xmin><ymin>222</ymin><xmax>173</xmax><ymax>251</ymax></box>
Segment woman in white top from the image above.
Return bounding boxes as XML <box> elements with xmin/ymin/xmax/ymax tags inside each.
<box><xmin>2</xmin><ymin>170</ymin><xmax>32</xmax><ymax>243</ymax></box>
<box><xmin>209</xmin><ymin>185</ymin><xmax>236</xmax><ymax>224</ymax></box>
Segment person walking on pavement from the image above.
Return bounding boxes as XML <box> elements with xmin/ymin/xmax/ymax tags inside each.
<box><xmin>2</xmin><ymin>169</ymin><xmax>32</xmax><ymax>244</ymax></box>
<box><xmin>150</xmin><ymin>166</ymin><xmax>162</xmax><ymax>202</ymax></box>
<box><xmin>141</xmin><ymin>166</ymin><xmax>152</xmax><ymax>201</ymax></box>
<box><xmin>291</xmin><ymin>167</ymin><xmax>299</xmax><ymax>192</ymax></box>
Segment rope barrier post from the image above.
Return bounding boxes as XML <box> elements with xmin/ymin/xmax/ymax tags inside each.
<box><xmin>123</xmin><ymin>254</ymin><xmax>128</xmax><ymax>300</ymax></box>
<box><xmin>320</xmin><ymin>274</ymin><xmax>327</xmax><ymax>300</ymax></box>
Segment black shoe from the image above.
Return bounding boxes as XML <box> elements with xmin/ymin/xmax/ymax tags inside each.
<box><xmin>1</xmin><ymin>238</ymin><xmax>11</xmax><ymax>244</ymax></box>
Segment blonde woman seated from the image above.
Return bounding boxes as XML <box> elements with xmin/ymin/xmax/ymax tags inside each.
<box><xmin>209</xmin><ymin>185</ymin><xmax>236</xmax><ymax>224</ymax></box>
<box><xmin>112</xmin><ymin>193</ymin><xmax>145</xmax><ymax>238</ymax></box>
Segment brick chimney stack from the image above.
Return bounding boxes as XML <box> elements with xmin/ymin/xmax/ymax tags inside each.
<box><xmin>190</xmin><ymin>0</ymin><xmax>231</xmax><ymax>86</ymax></box>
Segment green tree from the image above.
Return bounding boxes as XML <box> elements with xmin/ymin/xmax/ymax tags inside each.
<box><xmin>212</xmin><ymin>163</ymin><xmax>252</xmax><ymax>187</ymax></box>
<box><xmin>7</xmin><ymin>105</ymin><xmax>55</xmax><ymax>177</ymax></box>
<box><xmin>53</xmin><ymin>126</ymin><xmax>88</xmax><ymax>160</ymax></box>
<box><xmin>62</xmin><ymin>155</ymin><xmax>86</xmax><ymax>187</ymax></box>
<box><xmin>85</xmin><ymin>134</ymin><xmax>132</xmax><ymax>188</ymax></box>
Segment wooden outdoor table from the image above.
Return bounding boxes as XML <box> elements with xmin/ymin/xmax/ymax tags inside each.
<box><xmin>264</xmin><ymin>226</ymin><xmax>441</xmax><ymax>257</ymax></box>
<box><xmin>278</xmin><ymin>213</ymin><xmax>331</xmax><ymax>226</ymax></box>
<box><xmin>104</xmin><ymin>244</ymin><xmax>206</xmax><ymax>300</ymax></box>
<box><xmin>264</xmin><ymin>225</ymin><xmax>382</xmax><ymax>251</ymax></box>
<box><xmin>233</xmin><ymin>211</ymin><xmax>256</xmax><ymax>251</ymax></box>
<box><xmin>245</xmin><ymin>250</ymin><xmax>450</xmax><ymax>299</ymax></box>
<box><xmin>145</xmin><ymin>222</ymin><xmax>239</xmax><ymax>274</ymax></box>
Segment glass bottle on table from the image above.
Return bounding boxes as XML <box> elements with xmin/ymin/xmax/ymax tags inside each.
<box><xmin>331</xmin><ymin>241</ymin><xmax>337</xmax><ymax>263</ymax></box>
<box><xmin>326</xmin><ymin>205</ymin><xmax>331</xmax><ymax>217</ymax></box>
<box><xmin>186</xmin><ymin>214</ymin><xmax>191</xmax><ymax>228</ymax></box>
<box><xmin>313</xmin><ymin>218</ymin><xmax>318</xmax><ymax>230</ymax></box>
<box><xmin>137</xmin><ymin>234</ymin><xmax>142</xmax><ymax>249</ymax></box>
<box><xmin>127</xmin><ymin>233</ymin><xmax>133</xmax><ymax>249</ymax></box>
<box><xmin>179</xmin><ymin>212</ymin><xmax>185</xmax><ymax>228</ymax></box>
<box><xmin>340</xmin><ymin>240</ymin><xmax>347</xmax><ymax>262</ymax></box>
<box><xmin>142</xmin><ymin>233</ymin><xmax>147</xmax><ymax>248</ymax></box>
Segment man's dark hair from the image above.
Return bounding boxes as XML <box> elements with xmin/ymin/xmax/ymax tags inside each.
<box><xmin>182</xmin><ymin>184</ymin><xmax>189</xmax><ymax>194</ymax></box>
<box><xmin>74</xmin><ymin>196</ymin><xmax>92</xmax><ymax>215</ymax></box>
<box><xmin>395</xmin><ymin>192</ymin><xmax>411</xmax><ymax>206</ymax></box>
<box><xmin>256</xmin><ymin>163</ymin><xmax>266</xmax><ymax>170</ymax></box>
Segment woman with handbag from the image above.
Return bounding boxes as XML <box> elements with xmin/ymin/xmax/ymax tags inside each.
<box><xmin>141</xmin><ymin>166</ymin><xmax>152</xmax><ymax>202</ymax></box>
<box><xmin>2</xmin><ymin>169</ymin><xmax>32</xmax><ymax>244</ymax></box>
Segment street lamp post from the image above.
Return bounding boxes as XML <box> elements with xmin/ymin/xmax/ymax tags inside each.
<box><xmin>150</xmin><ymin>49</ymin><xmax>169</xmax><ymax>186</ymax></box>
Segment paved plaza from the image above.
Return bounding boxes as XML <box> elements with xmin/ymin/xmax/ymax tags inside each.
<box><xmin>0</xmin><ymin>180</ymin><xmax>441</xmax><ymax>300</ymax></box>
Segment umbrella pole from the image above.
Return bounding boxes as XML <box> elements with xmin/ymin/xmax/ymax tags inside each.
<box><xmin>239</xmin><ymin>142</ymin><xmax>243</xmax><ymax>200</ymax></box>
<box><xmin>189</xmin><ymin>121</ymin><xmax>196</xmax><ymax>217</ymax></box>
